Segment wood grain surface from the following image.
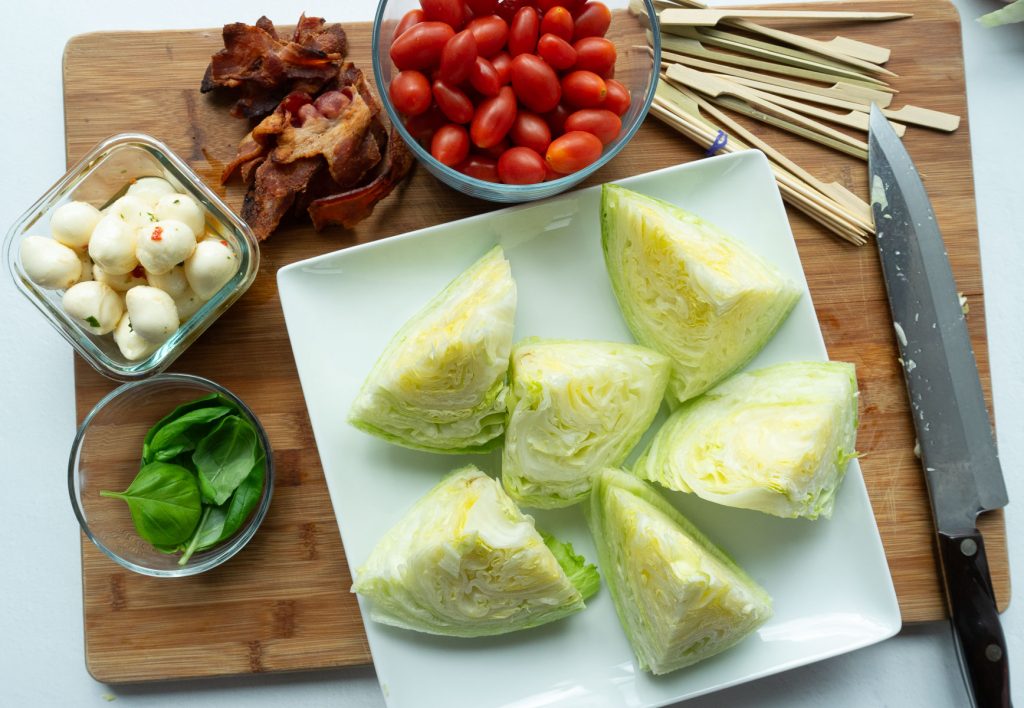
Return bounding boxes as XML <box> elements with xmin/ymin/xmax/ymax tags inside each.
<box><xmin>64</xmin><ymin>0</ymin><xmax>1009</xmax><ymax>684</ymax></box>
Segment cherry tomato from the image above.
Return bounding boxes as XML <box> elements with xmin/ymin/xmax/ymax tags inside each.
<box><xmin>540</xmin><ymin>7</ymin><xmax>574</xmax><ymax>42</ymax></box>
<box><xmin>433</xmin><ymin>80</ymin><xmax>475</xmax><ymax>123</ymax></box>
<box><xmin>573</xmin><ymin>37</ymin><xmax>616</xmax><ymax>77</ymax></box>
<box><xmin>431</xmin><ymin>124</ymin><xmax>471</xmax><ymax>166</ymax></box>
<box><xmin>389</xmin><ymin>70</ymin><xmax>433</xmax><ymax>116</ymax></box>
<box><xmin>495</xmin><ymin>0</ymin><xmax>532</xmax><ymax>22</ymax></box>
<box><xmin>466</xmin><ymin>0</ymin><xmax>498</xmax><ymax>15</ymax></box>
<box><xmin>603</xmin><ymin>78</ymin><xmax>631</xmax><ymax>115</ymax></box>
<box><xmin>538</xmin><ymin>0</ymin><xmax>584</xmax><ymax>11</ymax></box>
<box><xmin>482</xmin><ymin>138</ymin><xmax>511</xmax><ymax>158</ymax></box>
<box><xmin>491</xmin><ymin>51</ymin><xmax>513</xmax><ymax>84</ymax></box>
<box><xmin>573</xmin><ymin>2</ymin><xmax>611</xmax><ymax>40</ymax></box>
<box><xmin>509</xmin><ymin>110</ymin><xmax>552</xmax><ymax>154</ymax></box>
<box><xmin>439</xmin><ymin>30</ymin><xmax>478</xmax><ymax>85</ymax></box>
<box><xmin>510</xmin><ymin>54</ymin><xmax>561</xmax><ymax>113</ymax></box>
<box><xmin>508</xmin><ymin>7</ymin><xmax>540</xmax><ymax>56</ymax></box>
<box><xmin>391</xmin><ymin>22</ymin><xmax>455</xmax><ymax>70</ymax></box>
<box><xmin>544</xmin><ymin>103</ymin><xmax>572</xmax><ymax>134</ymax></box>
<box><xmin>470</xmin><ymin>56</ymin><xmax>502</xmax><ymax>96</ymax></box>
<box><xmin>561</xmin><ymin>70</ymin><xmax>606</xmax><ymax>107</ymax></box>
<box><xmin>421</xmin><ymin>0</ymin><xmax>465</xmax><ymax>29</ymax></box>
<box><xmin>394</xmin><ymin>9</ymin><xmax>425</xmax><ymax>40</ymax></box>
<box><xmin>470</xmin><ymin>86</ymin><xmax>517</xmax><ymax>148</ymax></box>
<box><xmin>456</xmin><ymin>153</ymin><xmax>500</xmax><ymax>181</ymax></box>
<box><xmin>537</xmin><ymin>33</ymin><xmax>576</xmax><ymax>71</ymax></box>
<box><xmin>466</xmin><ymin>15</ymin><xmax>509</xmax><ymax>57</ymax></box>
<box><xmin>546</xmin><ymin>130</ymin><xmax>603</xmax><ymax>174</ymax></box>
<box><xmin>498</xmin><ymin>146</ymin><xmax>547</xmax><ymax>184</ymax></box>
<box><xmin>564</xmin><ymin>108</ymin><xmax>620</xmax><ymax>144</ymax></box>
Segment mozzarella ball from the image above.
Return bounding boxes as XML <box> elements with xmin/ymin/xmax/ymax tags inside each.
<box><xmin>125</xmin><ymin>286</ymin><xmax>179</xmax><ymax>343</ymax></box>
<box><xmin>113</xmin><ymin>312</ymin><xmax>160</xmax><ymax>361</ymax></box>
<box><xmin>20</xmin><ymin>235</ymin><xmax>82</xmax><ymax>289</ymax></box>
<box><xmin>75</xmin><ymin>253</ymin><xmax>94</xmax><ymax>284</ymax></box>
<box><xmin>51</xmin><ymin>201</ymin><xmax>102</xmax><ymax>249</ymax></box>
<box><xmin>155</xmin><ymin>194</ymin><xmax>205</xmax><ymax>236</ymax></box>
<box><xmin>62</xmin><ymin>281</ymin><xmax>124</xmax><ymax>335</ymax></box>
<box><xmin>127</xmin><ymin>177</ymin><xmax>177</xmax><ymax>207</ymax></box>
<box><xmin>94</xmin><ymin>264</ymin><xmax>147</xmax><ymax>292</ymax></box>
<box><xmin>184</xmin><ymin>238</ymin><xmax>239</xmax><ymax>299</ymax></box>
<box><xmin>146</xmin><ymin>264</ymin><xmax>188</xmax><ymax>299</ymax></box>
<box><xmin>88</xmin><ymin>215</ymin><xmax>138</xmax><ymax>275</ymax></box>
<box><xmin>108</xmin><ymin>195</ymin><xmax>156</xmax><ymax>229</ymax></box>
<box><xmin>136</xmin><ymin>220</ymin><xmax>196</xmax><ymax>275</ymax></box>
<box><xmin>174</xmin><ymin>288</ymin><xmax>206</xmax><ymax>322</ymax></box>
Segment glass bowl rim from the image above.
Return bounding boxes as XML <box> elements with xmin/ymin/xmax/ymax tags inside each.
<box><xmin>370</xmin><ymin>0</ymin><xmax>662</xmax><ymax>198</ymax></box>
<box><xmin>68</xmin><ymin>372</ymin><xmax>275</xmax><ymax>577</ymax></box>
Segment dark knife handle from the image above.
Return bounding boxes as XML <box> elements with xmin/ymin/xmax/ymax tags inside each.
<box><xmin>937</xmin><ymin>530</ymin><xmax>1011</xmax><ymax>707</ymax></box>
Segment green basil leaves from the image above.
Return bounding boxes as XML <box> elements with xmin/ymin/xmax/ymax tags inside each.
<box><xmin>100</xmin><ymin>462</ymin><xmax>202</xmax><ymax>547</ymax></box>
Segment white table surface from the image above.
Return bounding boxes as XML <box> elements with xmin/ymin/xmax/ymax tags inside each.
<box><xmin>1</xmin><ymin>1</ymin><xmax>1019</xmax><ymax>705</ymax></box>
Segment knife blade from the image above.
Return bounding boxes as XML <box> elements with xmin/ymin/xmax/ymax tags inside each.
<box><xmin>868</xmin><ymin>104</ymin><xmax>1011</xmax><ymax>708</ymax></box>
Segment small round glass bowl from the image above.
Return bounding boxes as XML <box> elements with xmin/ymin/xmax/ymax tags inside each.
<box><xmin>69</xmin><ymin>373</ymin><xmax>274</xmax><ymax>577</ymax></box>
<box><xmin>372</xmin><ymin>0</ymin><xmax>661</xmax><ymax>202</ymax></box>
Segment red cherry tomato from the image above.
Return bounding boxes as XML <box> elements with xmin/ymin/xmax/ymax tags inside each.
<box><xmin>470</xmin><ymin>56</ymin><xmax>502</xmax><ymax>96</ymax></box>
<box><xmin>498</xmin><ymin>146</ymin><xmax>547</xmax><ymax>184</ymax></box>
<box><xmin>546</xmin><ymin>130</ymin><xmax>603</xmax><ymax>174</ymax></box>
<box><xmin>456</xmin><ymin>153</ymin><xmax>500</xmax><ymax>181</ymax></box>
<box><xmin>508</xmin><ymin>7</ymin><xmax>540</xmax><ymax>56</ymax></box>
<box><xmin>404</xmin><ymin>105</ymin><xmax>446</xmax><ymax>142</ymax></box>
<box><xmin>394</xmin><ymin>9</ymin><xmax>425</xmax><ymax>40</ymax></box>
<box><xmin>540</xmin><ymin>7</ymin><xmax>574</xmax><ymax>42</ymax></box>
<box><xmin>538</xmin><ymin>0</ymin><xmax>584</xmax><ymax>11</ymax></box>
<box><xmin>421</xmin><ymin>0</ymin><xmax>465</xmax><ymax>29</ymax></box>
<box><xmin>564</xmin><ymin>108</ymin><xmax>621</xmax><ymax>145</ymax></box>
<box><xmin>466</xmin><ymin>15</ymin><xmax>509</xmax><ymax>57</ymax></box>
<box><xmin>439</xmin><ymin>30</ymin><xmax>478</xmax><ymax>85</ymax></box>
<box><xmin>509</xmin><ymin>110</ymin><xmax>552</xmax><ymax>154</ymax></box>
<box><xmin>491</xmin><ymin>51</ymin><xmax>513</xmax><ymax>83</ymax></box>
<box><xmin>544</xmin><ymin>103</ymin><xmax>572</xmax><ymax>134</ymax></box>
<box><xmin>510</xmin><ymin>54</ymin><xmax>561</xmax><ymax>113</ymax></box>
<box><xmin>389</xmin><ymin>70</ymin><xmax>433</xmax><ymax>116</ymax></box>
<box><xmin>561</xmin><ymin>70</ymin><xmax>606</xmax><ymax>107</ymax></box>
<box><xmin>482</xmin><ymin>138</ymin><xmax>511</xmax><ymax>158</ymax></box>
<box><xmin>470</xmin><ymin>85</ymin><xmax>517</xmax><ymax>148</ymax></box>
<box><xmin>466</xmin><ymin>0</ymin><xmax>498</xmax><ymax>15</ymax></box>
<box><xmin>391</xmin><ymin>22</ymin><xmax>455</xmax><ymax>70</ymax></box>
<box><xmin>573</xmin><ymin>2</ymin><xmax>611</xmax><ymax>40</ymax></box>
<box><xmin>573</xmin><ymin>37</ymin><xmax>616</xmax><ymax>77</ymax></box>
<box><xmin>431</xmin><ymin>123</ymin><xmax>471</xmax><ymax>166</ymax></box>
<box><xmin>433</xmin><ymin>80</ymin><xmax>475</xmax><ymax>123</ymax></box>
<box><xmin>603</xmin><ymin>78</ymin><xmax>631</xmax><ymax>116</ymax></box>
<box><xmin>495</xmin><ymin>0</ymin><xmax>532</xmax><ymax>22</ymax></box>
<box><xmin>537</xmin><ymin>33</ymin><xmax>576</xmax><ymax>71</ymax></box>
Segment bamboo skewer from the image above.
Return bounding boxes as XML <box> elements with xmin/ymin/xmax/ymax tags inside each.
<box><xmin>660</xmin><ymin>8</ymin><xmax>912</xmax><ymax>26</ymax></box>
<box><xmin>723</xmin><ymin>19</ymin><xmax>892</xmax><ymax>68</ymax></box>
<box><xmin>734</xmin><ymin>81</ymin><xmax>906</xmax><ymax>136</ymax></box>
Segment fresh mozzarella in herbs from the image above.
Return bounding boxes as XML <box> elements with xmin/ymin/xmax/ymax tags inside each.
<box><xmin>136</xmin><ymin>220</ymin><xmax>196</xmax><ymax>275</ymax></box>
<box><xmin>89</xmin><ymin>215</ymin><xmax>139</xmax><ymax>275</ymax></box>
<box><xmin>173</xmin><ymin>288</ymin><xmax>205</xmax><ymax>322</ymax></box>
<box><xmin>155</xmin><ymin>194</ymin><xmax>205</xmax><ymax>235</ymax></box>
<box><xmin>109</xmin><ymin>195</ymin><xmax>156</xmax><ymax>229</ymax></box>
<box><xmin>113</xmin><ymin>312</ymin><xmax>159</xmax><ymax>361</ymax></box>
<box><xmin>184</xmin><ymin>238</ymin><xmax>238</xmax><ymax>298</ymax></box>
<box><xmin>145</xmin><ymin>265</ymin><xmax>188</xmax><ymax>298</ymax></box>
<box><xmin>127</xmin><ymin>176</ymin><xmax>176</xmax><ymax>207</ymax></box>
<box><xmin>62</xmin><ymin>281</ymin><xmax>124</xmax><ymax>335</ymax></box>
<box><xmin>50</xmin><ymin>201</ymin><xmax>102</xmax><ymax>249</ymax></box>
<box><xmin>126</xmin><ymin>286</ymin><xmax>180</xmax><ymax>343</ymax></box>
<box><xmin>93</xmin><ymin>264</ymin><xmax>147</xmax><ymax>292</ymax></box>
<box><xmin>20</xmin><ymin>235</ymin><xmax>82</xmax><ymax>289</ymax></box>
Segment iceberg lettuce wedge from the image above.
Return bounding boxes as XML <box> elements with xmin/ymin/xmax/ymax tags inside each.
<box><xmin>635</xmin><ymin>361</ymin><xmax>859</xmax><ymax>519</ymax></box>
<box><xmin>601</xmin><ymin>184</ymin><xmax>802</xmax><ymax>404</ymax></box>
<box><xmin>352</xmin><ymin>466</ymin><xmax>599</xmax><ymax>637</ymax></box>
<box><xmin>502</xmin><ymin>339</ymin><xmax>670</xmax><ymax>508</ymax></box>
<box><xmin>348</xmin><ymin>246</ymin><xmax>517</xmax><ymax>453</ymax></box>
<box><xmin>586</xmin><ymin>468</ymin><xmax>772</xmax><ymax>674</ymax></box>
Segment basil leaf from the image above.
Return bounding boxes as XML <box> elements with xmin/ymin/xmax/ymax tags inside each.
<box><xmin>142</xmin><ymin>393</ymin><xmax>236</xmax><ymax>463</ymax></box>
<box><xmin>100</xmin><ymin>462</ymin><xmax>202</xmax><ymax>546</ymax></box>
<box><xmin>177</xmin><ymin>506</ymin><xmax>227</xmax><ymax>566</ymax></box>
<box><xmin>150</xmin><ymin>406</ymin><xmax>232</xmax><ymax>462</ymax></box>
<box><xmin>218</xmin><ymin>451</ymin><xmax>266</xmax><ymax>543</ymax></box>
<box><xmin>193</xmin><ymin>415</ymin><xmax>258</xmax><ymax>505</ymax></box>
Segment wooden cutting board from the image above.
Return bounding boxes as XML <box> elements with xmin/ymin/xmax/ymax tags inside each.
<box><xmin>65</xmin><ymin>0</ymin><xmax>1008</xmax><ymax>684</ymax></box>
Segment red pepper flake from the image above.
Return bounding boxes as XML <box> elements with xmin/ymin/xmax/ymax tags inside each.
<box><xmin>219</xmin><ymin>239</ymin><xmax>228</xmax><ymax>247</ymax></box>
<box><xmin>150</xmin><ymin>226</ymin><xmax>164</xmax><ymax>241</ymax></box>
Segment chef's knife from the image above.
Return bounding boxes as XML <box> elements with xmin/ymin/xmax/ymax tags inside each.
<box><xmin>868</xmin><ymin>105</ymin><xmax>1010</xmax><ymax>708</ymax></box>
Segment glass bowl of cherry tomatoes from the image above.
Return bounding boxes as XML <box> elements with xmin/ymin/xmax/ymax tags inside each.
<box><xmin>372</xmin><ymin>0</ymin><xmax>660</xmax><ymax>202</ymax></box>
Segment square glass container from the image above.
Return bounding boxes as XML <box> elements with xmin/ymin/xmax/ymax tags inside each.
<box><xmin>4</xmin><ymin>133</ymin><xmax>259</xmax><ymax>380</ymax></box>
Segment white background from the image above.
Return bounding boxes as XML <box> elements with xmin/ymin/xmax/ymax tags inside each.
<box><xmin>0</xmin><ymin>1</ymin><xmax>1019</xmax><ymax>706</ymax></box>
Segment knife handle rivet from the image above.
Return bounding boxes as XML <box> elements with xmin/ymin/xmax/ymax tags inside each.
<box><xmin>959</xmin><ymin>538</ymin><xmax>977</xmax><ymax>557</ymax></box>
<box><xmin>985</xmin><ymin>644</ymin><xmax>1003</xmax><ymax>662</ymax></box>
